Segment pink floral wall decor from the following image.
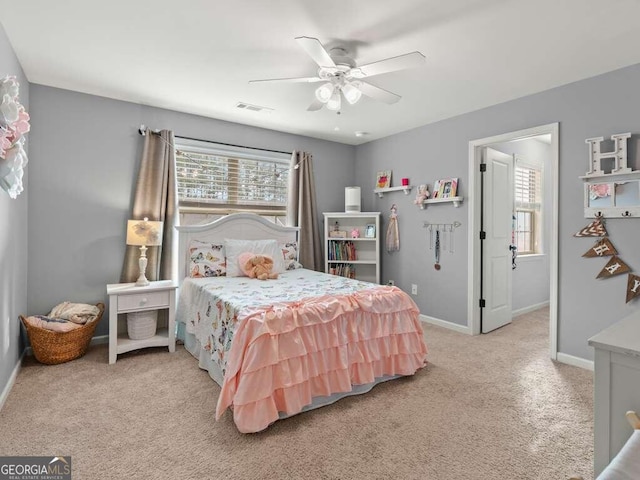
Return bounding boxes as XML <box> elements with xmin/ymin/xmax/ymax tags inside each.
<box><xmin>0</xmin><ymin>75</ymin><xmax>30</xmax><ymax>199</ymax></box>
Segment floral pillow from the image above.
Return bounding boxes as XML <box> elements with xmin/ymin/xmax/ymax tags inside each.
<box><xmin>281</xmin><ymin>241</ymin><xmax>303</xmax><ymax>270</ymax></box>
<box><xmin>189</xmin><ymin>240</ymin><xmax>226</xmax><ymax>278</ymax></box>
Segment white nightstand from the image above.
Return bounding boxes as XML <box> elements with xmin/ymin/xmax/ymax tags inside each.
<box><xmin>106</xmin><ymin>280</ymin><xmax>178</xmax><ymax>364</ymax></box>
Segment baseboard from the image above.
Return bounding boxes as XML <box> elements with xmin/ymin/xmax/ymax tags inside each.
<box><xmin>419</xmin><ymin>314</ymin><xmax>471</xmax><ymax>335</ymax></box>
<box><xmin>0</xmin><ymin>349</ymin><xmax>26</xmax><ymax>411</ymax></box>
<box><xmin>24</xmin><ymin>334</ymin><xmax>110</xmax><ymax>357</ymax></box>
<box><xmin>89</xmin><ymin>334</ymin><xmax>109</xmax><ymax>346</ymax></box>
<box><xmin>512</xmin><ymin>301</ymin><xmax>550</xmax><ymax>318</ymax></box>
<box><xmin>556</xmin><ymin>352</ymin><xmax>594</xmax><ymax>371</ymax></box>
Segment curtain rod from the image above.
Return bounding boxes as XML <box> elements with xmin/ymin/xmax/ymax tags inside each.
<box><xmin>137</xmin><ymin>125</ymin><xmax>292</xmax><ymax>156</ymax></box>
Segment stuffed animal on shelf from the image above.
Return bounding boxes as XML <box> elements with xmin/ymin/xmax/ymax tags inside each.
<box><xmin>414</xmin><ymin>184</ymin><xmax>429</xmax><ymax>205</ymax></box>
<box><xmin>351</xmin><ymin>228</ymin><xmax>360</xmax><ymax>238</ymax></box>
<box><xmin>243</xmin><ymin>254</ymin><xmax>279</xmax><ymax>280</ymax></box>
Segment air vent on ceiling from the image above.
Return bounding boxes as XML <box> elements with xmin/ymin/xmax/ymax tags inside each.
<box><xmin>236</xmin><ymin>102</ymin><xmax>273</xmax><ymax>113</ymax></box>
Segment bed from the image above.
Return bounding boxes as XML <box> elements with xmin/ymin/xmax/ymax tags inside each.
<box><xmin>175</xmin><ymin>213</ymin><xmax>428</xmax><ymax>433</ymax></box>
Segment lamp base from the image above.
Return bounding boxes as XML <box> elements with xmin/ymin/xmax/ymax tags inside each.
<box><xmin>135</xmin><ymin>246</ymin><xmax>149</xmax><ymax>287</ymax></box>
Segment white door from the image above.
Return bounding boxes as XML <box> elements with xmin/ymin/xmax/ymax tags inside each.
<box><xmin>482</xmin><ymin>148</ymin><xmax>514</xmax><ymax>333</ymax></box>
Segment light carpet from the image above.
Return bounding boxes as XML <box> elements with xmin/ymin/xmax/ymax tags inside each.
<box><xmin>0</xmin><ymin>308</ymin><xmax>593</xmax><ymax>479</ymax></box>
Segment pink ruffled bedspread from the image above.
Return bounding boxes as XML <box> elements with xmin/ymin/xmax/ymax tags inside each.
<box><xmin>216</xmin><ymin>286</ymin><xmax>428</xmax><ymax>433</ymax></box>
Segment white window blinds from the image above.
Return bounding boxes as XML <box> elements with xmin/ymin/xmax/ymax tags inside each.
<box><xmin>514</xmin><ymin>164</ymin><xmax>541</xmax><ymax>210</ymax></box>
<box><xmin>175</xmin><ymin>139</ymin><xmax>290</xmax><ymax>214</ymax></box>
<box><xmin>514</xmin><ymin>158</ymin><xmax>543</xmax><ymax>255</ymax></box>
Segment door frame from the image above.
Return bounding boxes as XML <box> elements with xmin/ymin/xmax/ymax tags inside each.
<box><xmin>467</xmin><ymin>123</ymin><xmax>559</xmax><ymax>360</ymax></box>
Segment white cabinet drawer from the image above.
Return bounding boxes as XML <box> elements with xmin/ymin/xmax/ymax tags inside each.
<box><xmin>118</xmin><ymin>291</ymin><xmax>170</xmax><ymax>312</ymax></box>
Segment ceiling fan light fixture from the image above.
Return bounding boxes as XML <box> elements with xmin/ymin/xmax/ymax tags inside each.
<box><xmin>326</xmin><ymin>90</ymin><xmax>341</xmax><ymax>111</ymax></box>
<box><xmin>315</xmin><ymin>83</ymin><xmax>334</xmax><ymax>103</ymax></box>
<box><xmin>341</xmin><ymin>82</ymin><xmax>362</xmax><ymax>105</ymax></box>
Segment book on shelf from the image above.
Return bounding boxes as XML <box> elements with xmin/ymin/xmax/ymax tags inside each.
<box><xmin>329</xmin><ymin>263</ymin><xmax>356</xmax><ymax>279</ymax></box>
<box><xmin>327</xmin><ymin>240</ymin><xmax>358</xmax><ymax>261</ymax></box>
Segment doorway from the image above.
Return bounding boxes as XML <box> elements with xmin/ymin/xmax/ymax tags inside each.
<box><xmin>467</xmin><ymin>123</ymin><xmax>559</xmax><ymax>359</ymax></box>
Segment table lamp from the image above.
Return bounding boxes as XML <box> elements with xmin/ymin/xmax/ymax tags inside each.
<box><xmin>126</xmin><ymin>217</ymin><xmax>163</xmax><ymax>286</ymax></box>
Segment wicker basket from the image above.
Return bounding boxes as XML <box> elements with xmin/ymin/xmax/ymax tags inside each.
<box><xmin>20</xmin><ymin>303</ymin><xmax>105</xmax><ymax>365</ymax></box>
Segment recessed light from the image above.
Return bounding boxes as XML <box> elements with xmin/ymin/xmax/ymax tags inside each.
<box><xmin>355</xmin><ymin>131</ymin><xmax>368</xmax><ymax>137</ymax></box>
<box><xmin>334</xmin><ymin>126</ymin><xmax>340</xmax><ymax>131</ymax></box>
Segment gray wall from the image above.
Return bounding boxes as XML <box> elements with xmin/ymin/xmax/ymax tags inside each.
<box><xmin>356</xmin><ymin>62</ymin><xmax>640</xmax><ymax>361</ymax></box>
<box><xmin>492</xmin><ymin>138</ymin><xmax>551</xmax><ymax>313</ymax></box>
<box><xmin>27</xmin><ymin>85</ymin><xmax>356</xmax><ymax>338</ymax></box>
<box><xmin>0</xmin><ymin>23</ymin><xmax>28</xmax><ymax>399</ymax></box>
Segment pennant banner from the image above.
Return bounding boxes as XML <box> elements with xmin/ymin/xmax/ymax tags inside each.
<box><xmin>574</xmin><ymin>218</ymin><xmax>607</xmax><ymax>237</ymax></box>
<box><xmin>596</xmin><ymin>255</ymin><xmax>631</xmax><ymax>279</ymax></box>
<box><xmin>582</xmin><ymin>237</ymin><xmax>617</xmax><ymax>258</ymax></box>
<box><xmin>626</xmin><ymin>274</ymin><xmax>640</xmax><ymax>303</ymax></box>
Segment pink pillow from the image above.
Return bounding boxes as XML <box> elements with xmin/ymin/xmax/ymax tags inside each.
<box><xmin>238</xmin><ymin>252</ymin><xmax>274</xmax><ymax>277</ymax></box>
<box><xmin>237</xmin><ymin>252</ymin><xmax>255</xmax><ymax>277</ymax></box>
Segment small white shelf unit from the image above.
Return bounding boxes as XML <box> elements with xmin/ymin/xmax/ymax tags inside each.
<box><xmin>420</xmin><ymin>196</ymin><xmax>464</xmax><ymax>209</ymax></box>
<box><xmin>323</xmin><ymin>212</ymin><xmax>380</xmax><ymax>284</ymax></box>
<box><xmin>580</xmin><ymin>170</ymin><xmax>640</xmax><ymax>218</ymax></box>
<box><xmin>374</xmin><ymin>185</ymin><xmax>413</xmax><ymax>198</ymax></box>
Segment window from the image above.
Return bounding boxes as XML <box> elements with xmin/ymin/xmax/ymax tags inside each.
<box><xmin>514</xmin><ymin>160</ymin><xmax>542</xmax><ymax>255</ymax></box>
<box><xmin>175</xmin><ymin>139</ymin><xmax>290</xmax><ymax>223</ymax></box>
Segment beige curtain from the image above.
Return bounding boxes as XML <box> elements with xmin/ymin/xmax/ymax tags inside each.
<box><xmin>121</xmin><ymin>129</ymin><xmax>178</xmax><ymax>283</ymax></box>
<box><xmin>286</xmin><ymin>151</ymin><xmax>322</xmax><ymax>271</ymax></box>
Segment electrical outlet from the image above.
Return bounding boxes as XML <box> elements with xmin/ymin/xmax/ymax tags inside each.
<box><xmin>387</xmin><ymin>280</ymin><xmax>395</xmax><ymax>286</ymax></box>
<box><xmin>411</xmin><ymin>284</ymin><xmax>418</xmax><ymax>295</ymax></box>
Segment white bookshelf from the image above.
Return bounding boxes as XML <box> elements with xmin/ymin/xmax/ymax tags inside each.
<box><xmin>323</xmin><ymin>212</ymin><xmax>381</xmax><ymax>284</ymax></box>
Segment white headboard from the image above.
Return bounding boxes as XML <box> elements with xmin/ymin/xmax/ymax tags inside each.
<box><xmin>175</xmin><ymin>213</ymin><xmax>300</xmax><ymax>281</ymax></box>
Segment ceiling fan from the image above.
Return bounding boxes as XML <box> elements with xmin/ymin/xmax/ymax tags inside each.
<box><xmin>249</xmin><ymin>37</ymin><xmax>425</xmax><ymax>112</ymax></box>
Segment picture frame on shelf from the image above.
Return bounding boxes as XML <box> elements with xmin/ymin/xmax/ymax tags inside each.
<box><xmin>431</xmin><ymin>179</ymin><xmax>442</xmax><ymax>198</ymax></box>
<box><xmin>376</xmin><ymin>170</ymin><xmax>392</xmax><ymax>189</ymax></box>
<box><xmin>432</xmin><ymin>177</ymin><xmax>458</xmax><ymax>198</ymax></box>
<box><xmin>364</xmin><ymin>224</ymin><xmax>376</xmax><ymax>238</ymax></box>
<box><xmin>440</xmin><ymin>178</ymin><xmax>458</xmax><ymax>198</ymax></box>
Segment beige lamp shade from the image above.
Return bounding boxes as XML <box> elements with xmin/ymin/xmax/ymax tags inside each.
<box><xmin>126</xmin><ymin>218</ymin><xmax>163</xmax><ymax>246</ymax></box>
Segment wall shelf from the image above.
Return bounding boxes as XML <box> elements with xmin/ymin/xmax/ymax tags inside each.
<box><xmin>374</xmin><ymin>185</ymin><xmax>412</xmax><ymax>198</ymax></box>
<box><xmin>581</xmin><ymin>170</ymin><xmax>640</xmax><ymax>218</ymax></box>
<box><xmin>419</xmin><ymin>196</ymin><xmax>464</xmax><ymax>209</ymax></box>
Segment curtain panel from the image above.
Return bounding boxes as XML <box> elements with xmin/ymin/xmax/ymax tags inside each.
<box><xmin>121</xmin><ymin>129</ymin><xmax>178</xmax><ymax>283</ymax></box>
<box><xmin>286</xmin><ymin>151</ymin><xmax>322</xmax><ymax>271</ymax></box>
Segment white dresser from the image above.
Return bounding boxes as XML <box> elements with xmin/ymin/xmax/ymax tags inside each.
<box><xmin>589</xmin><ymin>309</ymin><xmax>640</xmax><ymax>476</ymax></box>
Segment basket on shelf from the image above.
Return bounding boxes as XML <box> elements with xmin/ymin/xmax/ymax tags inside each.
<box><xmin>127</xmin><ymin>310</ymin><xmax>157</xmax><ymax>340</ymax></box>
<box><xmin>20</xmin><ymin>302</ymin><xmax>105</xmax><ymax>365</ymax></box>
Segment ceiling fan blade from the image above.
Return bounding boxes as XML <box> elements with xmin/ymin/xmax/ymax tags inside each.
<box><xmin>249</xmin><ymin>76</ymin><xmax>324</xmax><ymax>84</ymax></box>
<box><xmin>307</xmin><ymin>99</ymin><xmax>325</xmax><ymax>111</ymax></box>
<box><xmin>357</xmin><ymin>51</ymin><xmax>425</xmax><ymax>77</ymax></box>
<box><xmin>295</xmin><ymin>36</ymin><xmax>336</xmax><ymax>68</ymax></box>
<box><xmin>356</xmin><ymin>81</ymin><xmax>401</xmax><ymax>104</ymax></box>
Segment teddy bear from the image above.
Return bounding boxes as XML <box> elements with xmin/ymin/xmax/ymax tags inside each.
<box><xmin>244</xmin><ymin>254</ymin><xmax>279</xmax><ymax>280</ymax></box>
<box><xmin>414</xmin><ymin>184</ymin><xmax>429</xmax><ymax>205</ymax></box>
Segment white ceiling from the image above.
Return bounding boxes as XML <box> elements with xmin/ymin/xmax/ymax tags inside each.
<box><xmin>2</xmin><ymin>0</ymin><xmax>640</xmax><ymax>145</ymax></box>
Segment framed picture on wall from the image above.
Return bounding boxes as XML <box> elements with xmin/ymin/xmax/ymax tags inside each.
<box><xmin>376</xmin><ymin>170</ymin><xmax>392</xmax><ymax>189</ymax></box>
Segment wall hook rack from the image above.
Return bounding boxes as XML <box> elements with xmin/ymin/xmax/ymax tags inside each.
<box><xmin>422</xmin><ymin>221</ymin><xmax>462</xmax><ymax>230</ymax></box>
<box><xmin>423</xmin><ymin>221</ymin><xmax>462</xmax><ymax>253</ymax></box>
